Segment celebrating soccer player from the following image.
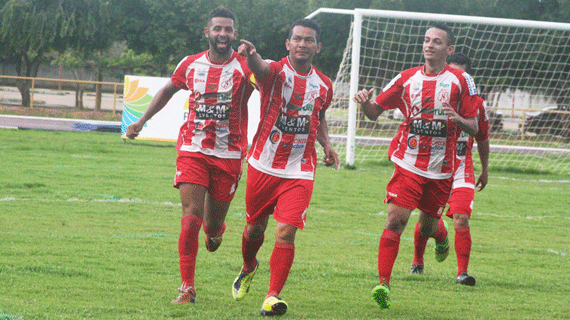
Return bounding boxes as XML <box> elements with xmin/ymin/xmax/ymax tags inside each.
<box><xmin>353</xmin><ymin>24</ymin><xmax>480</xmax><ymax>309</ymax></box>
<box><xmin>410</xmin><ymin>53</ymin><xmax>490</xmax><ymax>286</ymax></box>
<box><xmin>126</xmin><ymin>8</ymin><xmax>254</xmax><ymax>304</ymax></box>
<box><xmin>232</xmin><ymin>19</ymin><xmax>338</xmax><ymax>316</ymax></box>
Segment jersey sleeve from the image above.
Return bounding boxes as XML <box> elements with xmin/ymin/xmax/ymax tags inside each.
<box><xmin>171</xmin><ymin>56</ymin><xmax>193</xmax><ymax>90</ymax></box>
<box><xmin>375</xmin><ymin>73</ymin><xmax>404</xmax><ymax>110</ymax></box>
<box><xmin>458</xmin><ymin>72</ymin><xmax>479</xmax><ymax>118</ymax></box>
<box><xmin>476</xmin><ymin>99</ymin><xmax>490</xmax><ymax>142</ymax></box>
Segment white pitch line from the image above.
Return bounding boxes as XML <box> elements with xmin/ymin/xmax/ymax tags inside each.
<box><xmin>0</xmin><ymin>197</ymin><xmax>180</xmax><ymax>207</ymax></box>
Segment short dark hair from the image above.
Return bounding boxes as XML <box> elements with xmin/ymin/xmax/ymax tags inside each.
<box><xmin>288</xmin><ymin>19</ymin><xmax>321</xmax><ymax>43</ymax></box>
<box><xmin>208</xmin><ymin>7</ymin><xmax>236</xmax><ymax>26</ymax></box>
<box><xmin>431</xmin><ymin>23</ymin><xmax>455</xmax><ymax>46</ymax></box>
<box><xmin>448</xmin><ymin>53</ymin><xmax>473</xmax><ymax>74</ymax></box>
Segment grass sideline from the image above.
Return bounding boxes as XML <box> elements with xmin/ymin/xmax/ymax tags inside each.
<box><xmin>1</xmin><ymin>129</ymin><xmax>569</xmax><ymax>320</ymax></box>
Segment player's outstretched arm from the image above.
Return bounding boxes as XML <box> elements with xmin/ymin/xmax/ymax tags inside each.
<box><xmin>238</xmin><ymin>39</ymin><xmax>270</xmax><ymax>81</ymax></box>
<box><xmin>126</xmin><ymin>81</ymin><xmax>180</xmax><ymax>139</ymax></box>
<box><xmin>476</xmin><ymin>138</ymin><xmax>490</xmax><ymax>191</ymax></box>
<box><xmin>353</xmin><ymin>88</ymin><xmax>383</xmax><ymax>121</ymax></box>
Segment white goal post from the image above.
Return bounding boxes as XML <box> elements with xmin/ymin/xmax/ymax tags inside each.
<box><xmin>307</xmin><ymin>8</ymin><xmax>570</xmax><ymax>174</ymax></box>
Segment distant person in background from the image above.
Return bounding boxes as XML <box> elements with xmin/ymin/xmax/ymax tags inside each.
<box><xmin>126</xmin><ymin>7</ymin><xmax>254</xmax><ymax>304</ymax></box>
<box><xmin>233</xmin><ymin>18</ymin><xmax>338</xmax><ymax>316</ymax></box>
<box><xmin>410</xmin><ymin>53</ymin><xmax>490</xmax><ymax>286</ymax></box>
<box><xmin>353</xmin><ymin>24</ymin><xmax>480</xmax><ymax>309</ymax></box>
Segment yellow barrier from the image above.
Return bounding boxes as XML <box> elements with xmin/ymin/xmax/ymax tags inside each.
<box><xmin>0</xmin><ymin>75</ymin><xmax>123</xmax><ymax>114</ymax></box>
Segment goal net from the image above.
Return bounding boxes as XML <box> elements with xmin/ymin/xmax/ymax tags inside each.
<box><xmin>309</xmin><ymin>9</ymin><xmax>570</xmax><ymax>175</ymax></box>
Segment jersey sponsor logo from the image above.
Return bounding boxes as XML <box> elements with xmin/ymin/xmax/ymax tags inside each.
<box><xmin>463</xmin><ymin>72</ymin><xmax>478</xmax><ymax>95</ymax></box>
<box><xmin>269</xmin><ymin>130</ymin><xmax>281</xmax><ymax>144</ymax></box>
<box><xmin>285</xmin><ymin>102</ymin><xmax>314</xmax><ymax>112</ymax></box>
<box><xmin>276</xmin><ymin>112</ymin><xmax>310</xmax><ymax>134</ymax></box>
<box><xmin>407</xmin><ymin>136</ymin><xmax>418</xmax><ymax>149</ymax></box>
<box><xmin>436</xmin><ymin>90</ymin><xmax>450</xmax><ymax>102</ymax></box>
<box><xmin>421</xmin><ymin>108</ymin><xmax>446</xmax><ymax>116</ymax></box>
<box><xmin>208</xmin><ymin>84</ymin><xmax>218</xmax><ymax>91</ymax></box>
<box><xmin>196</xmin><ymin>69</ymin><xmax>207</xmax><ymax>76</ymax></box>
<box><xmin>194</xmin><ymin>78</ymin><xmax>205</xmax><ymax>83</ymax></box>
<box><xmin>305</xmin><ymin>90</ymin><xmax>319</xmax><ymax>101</ymax></box>
<box><xmin>216</xmin><ymin>122</ymin><xmax>229</xmax><ymax>133</ymax></box>
<box><xmin>431</xmin><ymin>140</ymin><xmax>445</xmax><ymax>151</ymax></box>
<box><xmin>198</xmin><ymin>92</ymin><xmax>232</xmax><ymax>101</ymax></box>
<box><xmin>456</xmin><ymin>141</ymin><xmax>468</xmax><ymax>156</ymax></box>
<box><xmin>220</xmin><ymin>75</ymin><xmax>233</xmax><ymax>90</ymax></box>
<box><xmin>410</xmin><ymin>119</ymin><xmax>447</xmax><ymax>137</ymax></box>
<box><xmin>195</xmin><ymin>103</ymin><xmax>230</xmax><ymax>120</ymax></box>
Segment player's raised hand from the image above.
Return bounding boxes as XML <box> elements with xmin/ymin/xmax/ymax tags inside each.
<box><xmin>442</xmin><ymin>102</ymin><xmax>460</xmax><ymax>121</ymax></box>
<box><xmin>353</xmin><ymin>88</ymin><xmax>374</xmax><ymax>103</ymax></box>
<box><xmin>238</xmin><ymin>40</ymin><xmax>256</xmax><ymax>57</ymax></box>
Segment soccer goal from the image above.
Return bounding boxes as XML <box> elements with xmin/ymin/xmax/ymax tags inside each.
<box><xmin>307</xmin><ymin>8</ymin><xmax>570</xmax><ymax>175</ymax></box>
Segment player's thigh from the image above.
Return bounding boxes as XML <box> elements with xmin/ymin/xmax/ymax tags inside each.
<box><xmin>385</xmin><ymin>165</ymin><xmax>424</xmax><ymax>211</ymax></box>
<box><xmin>446</xmin><ymin>187</ymin><xmax>475</xmax><ymax>219</ymax></box>
<box><xmin>417</xmin><ymin>177</ymin><xmax>453</xmax><ymax>218</ymax></box>
<box><xmin>179</xmin><ymin>183</ymin><xmax>208</xmax><ymax>217</ymax></box>
<box><xmin>245</xmin><ymin>165</ymin><xmax>280</xmax><ymax>226</ymax></box>
<box><xmin>273</xmin><ymin>179</ymin><xmax>314</xmax><ymax>230</ymax></box>
<box><xmin>207</xmin><ymin>157</ymin><xmax>243</xmax><ymax>203</ymax></box>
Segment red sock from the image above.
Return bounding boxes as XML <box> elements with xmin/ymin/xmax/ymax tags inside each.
<box><xmin>432</xmin><ymin>218</ymin><xmax>448</xmax><ymax>242</ymax></box>
<box><xmin>203</xmin><ymin>221</ymin><xmax>226</xmax><ymax>238</ymax></box>
<box><xmin>455</xmin><ymin>226</ymin><xmax>472</xmax><ymax>276</ymax></box>
<box><xmin>412</xmin><ymin>221</ymin><xmax>428</xmax><ymax>266</ymax></box>
<box><xmin>178</xmin><ymin>215</ymin><xmax>202</xmax><ymax>286</ymax></box>
<box><xmin>378</xmin><ymin>228</ymin><xmax>401</xmax><ymax>286</ymax></box>
<box><xmin>268</xmin><ymin>242</ymin><xmax>295</xmax><ymax>297</ymax></box>
<box><xmin>242</xmin><ymin>225</ymin><xmax>264</xmax><ymax>273</ymax></box>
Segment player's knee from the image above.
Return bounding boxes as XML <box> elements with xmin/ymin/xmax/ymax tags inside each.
<box><xmin>453</xmin><ymin>214</ymin><xmax>469</xmax><ymax>228</ymax></box>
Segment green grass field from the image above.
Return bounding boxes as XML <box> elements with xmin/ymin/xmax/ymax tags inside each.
<box><xmin>1</xmin><ymin>129</ymin><xmax>569</xmax><ymax>320</ymax></box>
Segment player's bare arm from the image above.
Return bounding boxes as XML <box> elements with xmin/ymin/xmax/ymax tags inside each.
<box><xmin>442</xmin><ymin>102</ymin><xmax>478</xmax><ymax>136</ymax></box>
<box><xmin>353</xmin><ymin>88</ymin><xmax>384</xmax><ymax>121</ymax></box>
<box><xmin>126</xmin><ymin>81</ymin><xmax>180</xmax><ymax>139</ymax></box>
<box><xmin>238</xmin><ymin>39</ymin><xmax>270</xmax><ymax>81</ymax></box>
<box><xmin>317</xmin><ymin>111</ymin><xmax>339</xmax><ymax>170</ymax></box>
<box><xmin>476</xmin><ymin>138</ymin><xmax>490</xmax><ymax>191</ymax></box>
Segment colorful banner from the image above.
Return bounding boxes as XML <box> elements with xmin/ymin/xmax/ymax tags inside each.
<box><xmin>121</xmin><ymin>75</ymin><xmax>260</xmax><ymax>144</ymax></box>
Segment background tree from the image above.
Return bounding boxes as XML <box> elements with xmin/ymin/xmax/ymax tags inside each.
<box><xmin>0</xmin><ymin>0</ymin><xmax>117</xmax><ymax>107</ymax></box>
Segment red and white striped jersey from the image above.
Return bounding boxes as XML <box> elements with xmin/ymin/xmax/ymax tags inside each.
<box><xmin>376</xmin><ymin>64</ymin><xmax>479</xmax><ymax>179</ymax></box>
<box><xmin>247</xmin><ymin>57</ymin><xmax>333</xmax><ymax>180</ymax></box>
<box><xmin>453</xmin><ymin>96</ymin><xmax>490</xmax><ymax>188</ymax></box>
<box><xmin>171</xmin><ymin>50</ymin><xmax>253</xmax><ymax>159</ymax></box>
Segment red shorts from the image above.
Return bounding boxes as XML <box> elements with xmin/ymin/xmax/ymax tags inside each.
<box><xmin>174</xmin><ymin>152</ymin><xmax>243</xmax><ymax>203</ymax></box>
<box><xmin>245</xmin><ymin>165</ymin><xmax>314</xmax><ymax>229</ymax></box>
<box><xmin>385</xmin><ymin>165</ymin><xmax>452</xmax><ymax>217</ymax></box>
<box><xmin>446</xmin><ymin>187</ymin><xmax>474</xmax><ymax>218</ymax></box>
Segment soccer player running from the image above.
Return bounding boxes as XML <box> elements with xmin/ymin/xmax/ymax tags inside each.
<box><xmin>410</xmin><ymin>53</ymin><xmax>490</xmax><ymax>286</ymax></box>
<box><xmin>233</xmin><ymin>19</ymin><xmax>338</xmax><ymax>316</ymax></box>
<box><xmin>353</xmin><ymin>24</ymin><xmax>480</xmax><ymax>309</ymax></box>
<box><xmin>125</xmin><ymin>8</ymin><xmax>254</xmax><ymax>304</ymax></box>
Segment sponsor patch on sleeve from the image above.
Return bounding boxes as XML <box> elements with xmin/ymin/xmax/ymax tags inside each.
<box><xmin>463</xmin><ymin>72</ymin><xmax>478</xmax><ymax>95</ymax></box>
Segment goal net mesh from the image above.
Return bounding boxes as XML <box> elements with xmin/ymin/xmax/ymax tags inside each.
<box><xmin>323</xmin><ymin>12</ymin><xmax>570</xmax><ymax>175</ymax></box>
